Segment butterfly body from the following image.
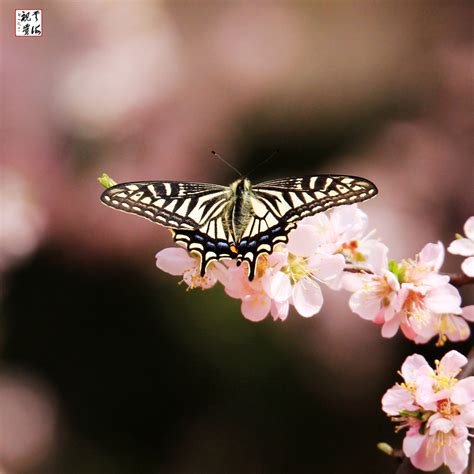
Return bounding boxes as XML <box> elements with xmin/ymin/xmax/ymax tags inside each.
<box><xmin>101</xmin><ymin>174</ymin><xmax>377</xmax><ymax>280</ymax></box>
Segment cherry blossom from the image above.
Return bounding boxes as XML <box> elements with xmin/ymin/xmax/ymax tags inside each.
<box><xmin>155</xmin><ymin>247</ymin><xmax>224</xmax><ymax>290</ymax></box>
<box><xmin>287</xmin><ymin>205</ymin><xmax>382</xmax><ymax>273</ymax></box>
<box><xmin>153</xmin><ymin>205</ymin><xmax>371</xmax><ymax>322</ymax></box>
<box><xmin>149</xmin><ymin>201</ymin><xmax>472</xmax><ymax>331</ymax></box>
<box><xmin>448</xmin><ymin>216</ymin><xmax>474</xmax><ymax>277</ymax></box>
<box><xmin>382</xmin><ymin>351</ymin><xmax>474</xmax><ymax>473</ymax></box>
<box><xmin>344</xmin><ymin>241</ymin><xmax>469</xmax><ymax>345</ymax></box>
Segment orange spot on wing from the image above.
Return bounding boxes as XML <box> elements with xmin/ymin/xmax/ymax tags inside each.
<box><xmin>230</xmin><ymin>244</ymin><xmax>238</xmax><ymax>254</ymax></box>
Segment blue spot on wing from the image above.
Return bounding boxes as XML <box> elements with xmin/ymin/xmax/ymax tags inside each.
<box><xmin>216</xmin><ymin>241</ymin><xmax>230</xmax><ymax>251</ymax></box>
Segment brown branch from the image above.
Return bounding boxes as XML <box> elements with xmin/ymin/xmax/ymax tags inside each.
<box><xmin>448</xmin><ymin>273</ymin><xmax>474</xmax><ymax>288</ymax></box>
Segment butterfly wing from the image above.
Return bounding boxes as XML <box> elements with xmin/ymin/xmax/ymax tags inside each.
<box><xmin>101</xmin><ymin>181</ymin><xmax>239</xmax><ymax>272</ymax></box>
<box><xmin>101</xmin><ymin>181</ymin><xmax>229</xmax><ymax>230</ymax></box>
<box><xmin>236</xmin><ymin>175</ymin><xmax>378</xmax><ymax>279</ymax></box>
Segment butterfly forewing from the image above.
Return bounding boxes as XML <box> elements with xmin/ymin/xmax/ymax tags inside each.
<box><xmin>254</xmin><ymin>175</ymin><xmax>377</xmax><ymax>222</ymax></box>
<box><xmin>234</xmin><ymin>175</ymin><xmax>378</xmax><ymax>279</ymax></box>
<box><xmin>101</xmin><ymin>181</ymin><xmax>229</xmax><ymax>230</ymax></box>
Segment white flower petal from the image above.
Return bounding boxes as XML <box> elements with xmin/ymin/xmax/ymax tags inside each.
<box><xmin>341</xmin><ymin>272</ymin><xmax>366</xmax><ymax>292</ymax></box>
<box><xmin>448</xmin><ymin>238</ymin><xmax>474</xmax><ymax>257</ymax></box>
<box><xmin>292</xmin><ymin>280</ymin><xmax>323</xmax><ymax>317</ymax></box>
<box><xmin>439</xmin><ymin>350</ymin><xmax>467</xmax><ymax>377</ymax></box>
<box><xmin>364</xmin><ymin>241</ymin><xmax>389</xmax><ymax>274</ymax></box>
<box><xmin>330</xmin><ymin>205</ymin><xmax>367</xmax><ymax>239</ymax></box>
<box><xmin>263</xmin><ymin>271</ymin><xmax>292</xmax><ymax>302</ymax></box>
<box><xmin>419</xmin><ymin>241</ymin><xmax>444</xmax><ymax>271</ymax></box>
<box><xmin>461</xmin><ymin>256</ymin><xmax>474</xmax><ymax>277</ymax></box>
<box><xmin>308</xmin><ymin>253</ymin><xmax>345</xmax><ymax>287</ymax></box>
<box><xmin>271</xmin><ymin>299</ymin><xmax>290</xmax><ymax>321</ymax></box>
<box><xmin>463</xmin><ymin>216</ymin><xmax>474</xmax><ymax>240</ymax></box>
<box><xmin>286</xmin><ymin>224</ymin><xmax>320</xmax><ymax>257</ymax></box>
<box><xmin>349</xmin><ymin>289</ymin><xmax>381</xmax><ymax>320</ymax></box>
<box><xmin>424</xmin><ymin>284</ymin><xmax>462</xmax><ymax>314</ymax></box>
<box><xmin>451</xmin><ymin>378</ymin><xmax>474</xmax><ymax>405</ymax></box>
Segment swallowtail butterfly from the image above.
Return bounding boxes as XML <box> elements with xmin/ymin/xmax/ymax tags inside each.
<box><xmin>101</xmin><ymin>175</ymin><xmax>377</xmax><ymax>280</ymax></box>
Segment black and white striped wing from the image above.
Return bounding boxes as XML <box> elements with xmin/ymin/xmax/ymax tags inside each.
<box><xmin>235</xmin><ymin>175</ymin><xmax>377</xmax><ymax>279</ymax></box>
<box><xmin>101</xmin><ymin>181</ymin><xmax>229</xmax><ymax>230</ymax></box>
<box><xmin>101</xmin><ymin>181</ymin><xmax>238</xmax><ymax>274</ymax></box>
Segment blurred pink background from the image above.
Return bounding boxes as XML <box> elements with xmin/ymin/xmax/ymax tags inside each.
<box><xmin>1</xmin><ymin>2</ymin><xmax>472</xmax><ymax>473</ymax></box>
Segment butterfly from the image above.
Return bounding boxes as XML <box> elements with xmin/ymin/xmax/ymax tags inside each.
<box><xmin>100</xmin><ymin>174</ymin><xmax>377</xmax><ymax>280</ymax></box>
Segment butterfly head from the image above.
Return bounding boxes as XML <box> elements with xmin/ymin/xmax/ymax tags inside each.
<box><xmin>230</xmin><ymin>177</ymin><xmax>252</xmax><ymax>197</ymax></box>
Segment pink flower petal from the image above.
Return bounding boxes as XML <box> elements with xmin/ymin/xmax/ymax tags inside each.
<box><xmin>438</xmin><ymin>350</ymin><xmax>467</xmax><ymax>377</ymax></box>
<box><xmin>441</xmin><ymin>314</ymin><xmax>470</xmax><ymax>342</ymax></box>
<box><xmin>271</xmin><ymin>299</ymin><xmax>289</xmax><ymax>321</ymax></box>
<box><xmin>292</xmin><ymin>280</ymin><xmax>323</xmax><ymax>317</ymax></box>
<box><xmin>461</xmin><ymin>256</ymin><xmax>474</xmax><ymax>277</ymax></box>
<box><xmin>308</xmin><ymin>253</ymin><xmax>345</xmax><ymax>288</ymax></box>
<box><xmin>428</xmin><ymin>416</ymin><xmax>453</xmax><ymax>434</ymax></box>
<box><xmin>424</xmin><ymin>284</ymin><xmax>462</xmax><ymax>314</ymax></box>
<box><xmin>401</xmin><ymin>354</ymin><xmax>430</xmax><ymax>383</ymax></box>
<box><xmin>267</xmin><ymin>251</ymin><xmax>288</xmax><ymax>269</ymax></box>
<box><xmin>286</xmin><ymin>224</ymin><xmax>320</xmax><ymax>257</ymax></box>
<box><xmin>381</xmin><ymin>314</ymin><xmax>401</xmax><ymax>338</ymax></box>
<box><xmin>263</xmin><ymin>271</ymin><xmax>291</xmax><ymax>302</ymax></box>
<box><xmin>155</xmin><ymin>247</ymin><xmax>196</xmax><ymax>275</ymax></box>
<box><xmin>457</xmin><ymin>402</ymin><xmax>474</xmax><ymax>426</ymax></box>
<box><xmin>448</xmin><ymin>238</ymin><xmax>474</xmax><ymax>257</ymax></box>
<box><xmin>241</xmin><ymin>292</ymin><xmax>271</xmax><ymax>322</ymax></box>
<box><xmin>224</xmin><ymin>267</ymin><xmax>250</xmax><ymax>299</ymax></box>
<box><xmin>341</xmin><ymin>272</ymin><xmax>366</xmax><ymax>292</ymax></box>
<box><xmin>451</xmin><ymin>378</ymin><xmax>474</xmax><ymax>405</ymax></box>
<box><xmin>402</xmin><ymin>429</ymin><xmax>425</xmax><ymax>457</ymax></box>
<box><xmin>443</xmin><ymin>438</ymin><xmax>470</xmax><ymax>474</ymax></box>
<box><xmin>410</xmin><ymin>435</ymin><xmax>443</xmax><ymax>471</ymax></box>
<box><xmin>462</xmin><ymin>305</ymin><xmax>474</xmax><ymax>322</ymax></box>
<box><xmin>349</xmin><ymin>289</ymin><xmax>382</xmax><ymax>321</ymax></box>
<box><xmin>381</xmin><ymin>385</ymin><xmax>418</xmax><ymax>416</ymax></box>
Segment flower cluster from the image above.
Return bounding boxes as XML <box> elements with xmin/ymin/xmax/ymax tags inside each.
<box><xmin>344</xmin><ymin>240</ymin><xmax>474</xmax><ymax>345</ymax></box>
<box><xmin>156</xmin><ymin>205</ymin><xmax>379</xmax><ymax>321</ymax></box>
<box><xmin>382</xmin><ymin>351</ymin><xmax>474</xmax><ymax>473</ymax></box>
<box><xmin>156</xmin><ymin>207</ymin><xmax>473</xmax><ymax>345</ymax></box>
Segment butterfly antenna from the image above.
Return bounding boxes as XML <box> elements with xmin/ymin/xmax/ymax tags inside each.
<box><xmin>211</xmin><ymin>151</ymin><xmax>243</xmax><ymax>177</ymax></box>
<box><xmin>245</xmin><ymin>149</ymin><xmax>280</xmax><ymax>178</ymax></box>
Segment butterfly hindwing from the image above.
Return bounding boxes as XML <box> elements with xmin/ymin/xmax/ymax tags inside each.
<box><xmin>101</xmin><ymin>181</ymin><xmax>229</xmax><ymax>230</ymax></box>
<box><xmin>172</xmin><ymin>216</ymin><xmax>238</xmax><ymax>276</ymax></box>
<box><xmin>234</xmin><ymin>175</ymin><xmax>378</xmax><ymax>279</ymax></box>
